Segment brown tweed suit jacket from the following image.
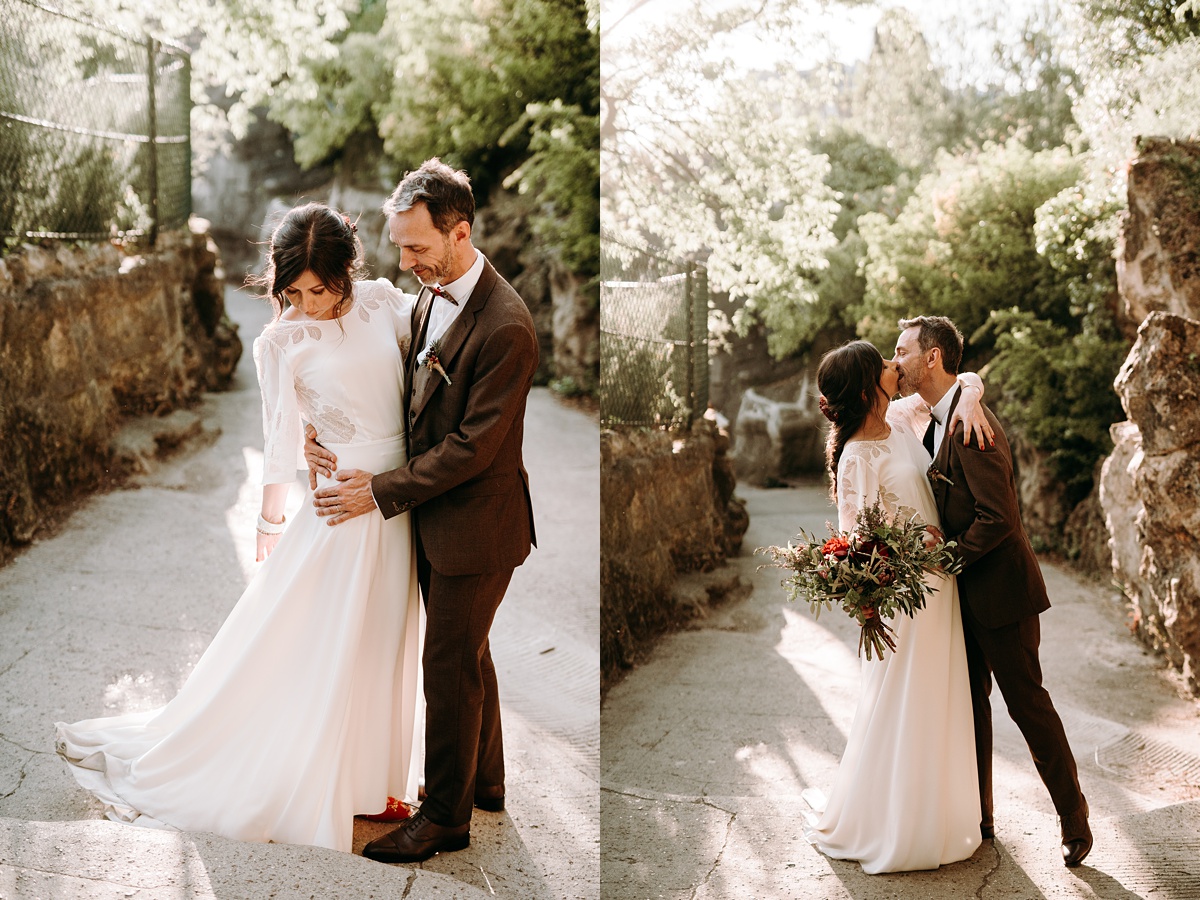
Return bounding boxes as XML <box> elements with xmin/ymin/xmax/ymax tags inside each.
<box><xmin>371</xmin><ymin>258</ymin><xmax>538</xmax><ymax>576</ymax></box>
<box><xmin>929</xmin><ymin>387</ymin><xmax>1050</xmax><ymax>629</ymax></box>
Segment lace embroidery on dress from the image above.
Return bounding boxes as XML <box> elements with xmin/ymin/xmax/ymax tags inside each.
<box><xmin>356</xmin><ymin>294</ymin><xmax>382</xmax><ymax>323</ymax></box>
<box><xmin>266</xmin><ymin>322</ymin><xmax>324</xmax><ymax>348</ymax></box>
<box><xmin>295</xmin><ymin>376</ymin><xmax>357</xmax><ymax>442</ymax></box>
<box><xmin>838</xmin><ymin>443</ymin><xmax>900</xmax><ymax>526</ymax></box>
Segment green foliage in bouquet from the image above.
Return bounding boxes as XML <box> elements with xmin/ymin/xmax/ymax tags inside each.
<box><xmin>760</xmin><ymin>496</ymin><xmax>963</xmax><ymax>660</ymax></box>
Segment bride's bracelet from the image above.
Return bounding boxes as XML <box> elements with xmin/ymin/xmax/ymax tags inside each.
<box><xmin>256</xmin><ymin>513</ymin><xmax>286</xmax><ymax>535</ymax></box>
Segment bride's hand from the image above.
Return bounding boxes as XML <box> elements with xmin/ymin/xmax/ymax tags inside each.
<box><xmin>304</xmin><ymin>424</ymin><xmax>338</xmax><ymax>490</ymax></box>
<box><xmin>256</xmin><ymin>530</ymin><xmax>281</xmax><ymax>562</ymax></box>
<box><xmin>948</xmin><ymin>384</ymin><xmax>994</xmax><ymax>450</ymax></box>
<box><xmin>923</xmin><ymin>525</ymin><xmax>944</xmax><ymax>549</ymax></box>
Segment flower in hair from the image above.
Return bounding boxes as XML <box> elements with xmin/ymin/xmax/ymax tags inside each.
<box><xmin>342</xmin><ymin>214</ymin><xmax>357</xmax><ymax>234</ymax></box>
<box><xmin>818</xmin><ymin>396</ymin><xmax>839</xmax><ymax>424</ymax></box>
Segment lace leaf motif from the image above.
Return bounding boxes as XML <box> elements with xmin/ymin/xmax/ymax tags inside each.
<box><xmin>838</xmin><ymin>443</ymin><xmax>901</xmax><ymax>525</ymax></box>
<box><xmin>294</xmin><ymin>376</ymin><xmax>357</xmax><ymax>442</ymax></box>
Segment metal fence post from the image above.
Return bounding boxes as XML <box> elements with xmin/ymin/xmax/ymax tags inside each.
<box><xmin>146</xmin><ymin>36</ymin><xmax>159</xmax><ymax>246</ymax></box>
<box><xmin>692</xmin><ymin>263</ymin><xmax>708</xmax><ymax>419</ymax></box>
<box><xmin>684</xmin><ymin>262</ymin><xmax>695</xmax><ymax>426</ymax></box>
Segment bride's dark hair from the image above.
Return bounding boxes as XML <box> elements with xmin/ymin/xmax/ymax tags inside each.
<box><xmin>249</xmin><ymin>202</ymin><xmax>365</xmax><ymax>320</ymax></box>
<box><xmin>816</xmin><ymin>340</ymin><xmax>886</xmax><ymax>501</ymax></box>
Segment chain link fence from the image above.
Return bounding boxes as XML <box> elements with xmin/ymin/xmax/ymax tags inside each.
<box><xmin>0</xmin><ymin>0</ymin><xmax>190</xmax><ymax>246</ymax></box>
<box><xmin>600</xmin><ymin>231</ymin><xmax>709</xmax><ymax>429</ymax></box>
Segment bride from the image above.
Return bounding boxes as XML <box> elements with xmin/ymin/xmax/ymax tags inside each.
<box><xmin>56</xmin><ymin>202</ymin><xmax>423</xmax><ymax>853</ymax></box>
<box><xmin>802</xmin><ymin>339</ymin><xmax>986</xmax><ymax>873</ymax></box>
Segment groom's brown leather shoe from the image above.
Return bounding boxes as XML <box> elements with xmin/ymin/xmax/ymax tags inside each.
<box><xmin>362</xmin><ymin>811</ymin><xmax>469</xmax><ymax>864</ymax></box>
<box><xmin>1060</xmin><ymin>800</ymin><xmax>1092</xmax><ymax>868</ymax></box>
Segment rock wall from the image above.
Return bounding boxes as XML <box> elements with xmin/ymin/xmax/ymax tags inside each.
<box><xmin>0</xmin><ymin>222</ymin><xmax>241</xmax><ymax>547</ymax></box>
<box><xmin>1115</xmin><ymin>136</ymin><xmax>1200</xmax><ymax>338</ymax></box>
<box><xmin>1101</xmin><ymin>313</ymin><xmax>1200</xmax><ymax>692</ymax></box>
<box><xmin>731</xmin><ymin>372</ymin><xmax>827</xmax><ymax>485</ymax></box>
<box><xmin>601</xmin><ymin>422</ymin><xmax>748</xmax><ymax>688</ymax></box>
<box><xmin>1099</xmin><ymin>137</ymin><xmax>1200</xmax><ymax>694</ymax></box>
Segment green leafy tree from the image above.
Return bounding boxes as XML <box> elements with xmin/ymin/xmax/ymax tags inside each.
<box><xmin>69</xmin><ymin>0</ymin><xmax>599</xmax><ymax>285</ymax></box>
<box><xmin>858</xmin><ymin>139</ymin><xmax>1126</xmax><ymax>502</ymax></box>
<box><xmin>850</xmin><ymin>9</ymin><xmax>953</xmax><ymax>170</ymax></box>
<box><xmin>602</xmin><ymin>0</ymin><xmax>869</xmax><ymax>358</ymax></box>
<box><xmin>856</xmin><ymin>141</ymin><xmax>1082</xmax><ymax>355</ymax></box>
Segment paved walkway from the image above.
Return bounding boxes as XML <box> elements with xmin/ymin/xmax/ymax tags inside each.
<box><xmin>602</xmin><ymin>484</ymin><xmax>1200</xmax><ymax>899</ymax></box>
<box><xmin>0</xmin><ymin>287</ymin><xmax>599</xmax><ymax>899</ymax></box>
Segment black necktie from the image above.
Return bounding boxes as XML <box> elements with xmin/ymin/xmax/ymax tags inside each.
<box><xmin>429</xmin><ymin>283</ymin><xmax>458</xmax><ymax>306</ymax></box>
<box><xmin>923</xmin><ymin>417</ymin><xmax>937</xmax><ymax>457</ymax></box>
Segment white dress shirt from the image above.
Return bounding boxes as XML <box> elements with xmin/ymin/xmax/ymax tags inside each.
<box><xmin>928</xmin><ymin>386</ymin><xmax>956</xmax><ymax>458</ymax></box>
<box><xmin>417</xmin><ymin>249</ymin><xmax>484</xmax><ymax>365</ymax></box>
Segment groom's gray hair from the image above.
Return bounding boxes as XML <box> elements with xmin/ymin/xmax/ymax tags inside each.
<box><xmin>384</xmin><ymin>158</ymin><xmax>475</xmax><ymax>235</ymax></box>
<box><xmin>898</xmin><ymin>315</ymin><xmax>964</xmax><ymax>375</ymax></box>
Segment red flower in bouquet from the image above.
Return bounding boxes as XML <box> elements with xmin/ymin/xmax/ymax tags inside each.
<box><xmin>759</xmin><ymin>495</ymin><xmax>963</xmax><ymax>659</ymax></box>
<box><xmin>821</xmin><ymin>536</ymin><xmax>851</xmax><ymax>559</ymax></box>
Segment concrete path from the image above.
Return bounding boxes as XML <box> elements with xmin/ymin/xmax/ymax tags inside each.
<box><xmin>0</xmin><ymin>287</ymin><xmax>599</xmax><ymax>899</ymax></box>
<box><xmin>602</xmin><ymin>484</ymin><xmax>1200</xmax><ymax>899</ymax></box>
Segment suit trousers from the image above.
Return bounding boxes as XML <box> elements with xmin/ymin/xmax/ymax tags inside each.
<box><xmin>416</xmin><ymin>529</ymin><xmax>512</xmax><ymax>827</ymax></box>
<box><xmin>960</xmin><ymin>599</ymin><xmax>1084</xmax><ymax>823</ymax></box>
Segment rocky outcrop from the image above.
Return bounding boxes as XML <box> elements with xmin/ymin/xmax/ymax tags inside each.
<box><xmin>1115</xmin><ymin>137</ymin><xmax>1200</xmax><ymax>336</ymax></box>
<box><xmin>731</xmin><ymin>373</ymin><xmax>827</xmax><ymax>485</ymax></box>
<box><xmin>1009</xmin><ymin>430</ymin><xmax>1071</xmax><ymax>552</ymax></box>
<box><xmin>1101</xmin><ymin>313</ymin><xmax>1200</xmax><ymax>693</ymax></box>
<box><xmin>601</xmin><ymin>421</ymin><xmax>748</xmax><ymax>688</ymax></box>
<box><xmin>0</xmin><ymin>222</ymin><xmax>241</xmax><ymax>548</ymax></box>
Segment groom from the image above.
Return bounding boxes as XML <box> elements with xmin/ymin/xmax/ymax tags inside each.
<box><xmin>307</xmin><ymin>158</ymin><xmax>539</xmax><ymax>862</ymax></box>
<box><xmin>893</xmin><ymin>315</ymin><xmax>1092</xmax><ymax>869</ymax></box>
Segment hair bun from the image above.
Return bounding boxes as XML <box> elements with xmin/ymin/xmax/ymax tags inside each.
<box><xmin>818</xmin><ymin>396</ymin><xmax>839</xmax><ymax>425</ymax></box>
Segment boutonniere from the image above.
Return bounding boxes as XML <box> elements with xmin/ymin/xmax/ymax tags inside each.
<box><xmin>423</xmin><ymin>339</ymin><xmax>453</xmax><ymax>386</ymax></box>
<box><xmin>927</xmin><ymin>463</ymin><xmax>954</xmax><ymax>487</ymax></box>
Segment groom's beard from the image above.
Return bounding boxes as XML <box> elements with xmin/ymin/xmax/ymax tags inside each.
<box><xmin>896</xmin><ymin>369</ymin><xmax>921</xmax><ymax>398</ymax></box>
<box><xmin>417</xmin><ymin>237</ymin><xmax>457</xmax><ymax>286</ymax></box>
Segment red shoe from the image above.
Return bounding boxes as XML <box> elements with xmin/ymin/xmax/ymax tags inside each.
<box><xmin>358</xmin><ymin>797</ymin><xmax>415</xmax><ymax>823</ymax></box>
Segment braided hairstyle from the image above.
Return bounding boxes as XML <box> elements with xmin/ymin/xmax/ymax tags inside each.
<box><xmin>816</xmin><ymin>340</ymin><xmax>886</xmax><ymax>501</ymax></box>
<box><xmin>251</xmin><ymin>202</ymin><xmax>364</xmax><ymax>320</ymax></box>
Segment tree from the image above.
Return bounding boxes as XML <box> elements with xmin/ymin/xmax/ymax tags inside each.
<box><xmin>857</xmin><ymin>139</ymin><xmax>1125</xmax><ymax>501</ymax></box>
<box><xmin>856</xmin><ymin>141</ymin><xmax>1083</xmax><ymax>355</ymax></box>
<box><xmin>66</xmin><ymin>0</ymin><xmax>600</xmax><ymax>284</ymax></box>
<box><xmin>850</xmin><ymin>9</ymin><xmax>953</xmax><ymax>170</ymax></box>
<box><xmin>601</xmin><ymin>0</ymin><xmax>875</xmax><ymax>357</ymax></box>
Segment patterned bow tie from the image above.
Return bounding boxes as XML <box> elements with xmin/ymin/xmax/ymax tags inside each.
<box><xmin>429</xmin><ymin>284</ymin><xmax>458</xmax><ymax>306</ymax></box>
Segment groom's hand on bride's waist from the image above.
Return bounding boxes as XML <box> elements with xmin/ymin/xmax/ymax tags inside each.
<box><xmin>304</xmin><ymin>424</ymin><xmax>339</xmax><ymax>490</ymax></box>
<box><xmin>314</xmin><ymin>469</ymin><xmax>378</xmax><ymax>525</ymax></box>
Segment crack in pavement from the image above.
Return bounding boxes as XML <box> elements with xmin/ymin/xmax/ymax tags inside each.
<box><xmin>0</xmin><ymin>751</ymin><xmax>32</xmax><ymax>800</ymax></box>
<box><xmin>0</xmin><ymin>647</ymin><xmax>33</xmax><ymax>680</ymax></box>
<box><xmin>399</xmin><ymin>869</ymin><xmax>418</xmax><ymax>899</ymax></box>
<box><xmin>0</xmin><ymin>731</ymin><xmax>49</xmax><ymax>757</ymax></box>
<box><xmin>974</xmin><ymin>841</ymin><xmax>1003</xmax><ymax>900</ymax></box>
<box><xmin>601</xmin><ymin>785</ymin><xmax>736</xmax><ymax>815</ymax></box>
<box><xmin>0</xmin><ymin>860</ymin><xmax>184</xmax><ymax>891</ymax></box>
<box><xmin>690</xmin><ymin>809</ymin><xmax>736</xmax><ymax>900</ymax></box>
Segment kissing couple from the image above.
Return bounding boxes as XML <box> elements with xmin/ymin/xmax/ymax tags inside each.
<box><xmin>800</xmin><ymin>317</ymin><xmax>1091</xmax><ymax>873</ymax></box>
<box><xmin>57</xmin><ymin>158</ymin><xmax>539</xmax><ymax>863</ymax></box>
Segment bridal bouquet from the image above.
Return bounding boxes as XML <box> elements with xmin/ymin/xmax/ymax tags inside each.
<box><xmin>760</xmin><ymin>496</ymin><xmax>963</xmax><ymax>660</ymax></box>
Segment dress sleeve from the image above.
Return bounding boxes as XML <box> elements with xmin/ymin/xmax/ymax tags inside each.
<box><xmin>368</xmin><ymin>278</ymin><xmax>416</xmax><ymax>359</ymax></box>
<box><xmin>837</xmin><ymin>447</ymin><xmax>880</xmax><ymax>532</ymax></box>
<box><xmin>887</xmin><ymin>393</ymin><xmax>929</xmax><ymax>439</ymax></box>
<box><xmin>252</xmin><ymin>333</ymin><xmax>302</xmax><ymax>485</ymax></box>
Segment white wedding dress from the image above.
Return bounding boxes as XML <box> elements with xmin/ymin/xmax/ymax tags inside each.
<box><xmin>56</xmin><ymin>279</ymin><xmax>423</xmax><ymax>853</ymax></box>
<box><xmin>804</xmin><ymin>398</ymin><xmax>981</xmax><ymax>873</ymax></box>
